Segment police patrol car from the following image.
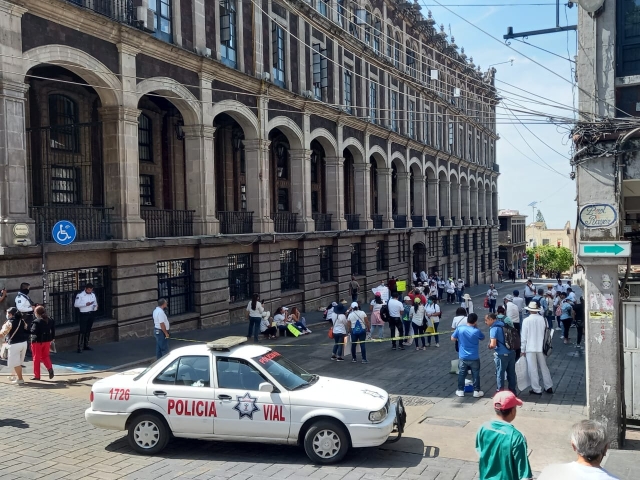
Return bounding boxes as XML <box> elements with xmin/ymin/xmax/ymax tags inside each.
<box><xmin>85</xmin><ymin>337</ymin><xmax>406</xmax><ymax>464</ymax></box>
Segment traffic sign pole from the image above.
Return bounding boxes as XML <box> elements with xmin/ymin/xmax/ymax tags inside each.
<box><xmin>41</xmin><ymin>220</ymin><xmax>47</xmax><ymax>306</ymax></box>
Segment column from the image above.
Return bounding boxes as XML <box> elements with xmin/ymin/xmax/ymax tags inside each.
<box><xmin>289</xmin><ymin>148</ymin><xmax>314</xmax><ymax>232</ymax></box>
<box><xmin>439</xmin><ymin>181</ymin><xmax>451</xmax><ymax>226</ymax></box>
<box><xmin>325</xmin><ymin>156</ymin><xmax>347</xmax><ymax>230</ymax></box>
<box><xmin>354</xmin><ymin>162</ymin><xmax>373</xmax><ymax>229</ymax></box>
<box><xmin>183</xmin><ymin>125</ymin><xmax>219</xmax><ymax>235</ymax></box>
<box><xmin>397</xmin><ymin>171</ymin><xmax>410</xmax><ymax>223</ymax></box>
<box><xmin>378</xmin><ymin>167</ymin><xmax>393</xmax><ymax>228</ymax></box>
<box><xmin>461</xmin><ymin>184</ymin><xmax>470</xmax><ymax>225</ymax></box>
<box><xmin>451</xmin><ymin>181</ymin><xmax>461</xmax><ymax>226</ymax></box>
<box><xmin>479</xmin><ymin>188</ymin><xmax>486</xmax><ymax>225</ymax></box>
<box><xmin>427</xmin><ymin>179</ymin><xmax>439</xmax><ymax>226</ymax></box>
<box><xmin>486</xmin><ymin>189</ymin><xmax>493</xmax><ymax>224</ymax></box>
<box><xmin>470</xmin><ymin>186</ymin><xmax>478</xmax><ymax>225</ymax></box>
<box><xmin>243</xmin><ymin>139</ymin><xmax>274</xmax><ymax>233</ymax></box>
<box><xmin>412</xmin><ymin>174</ymin><xmax>426</xmax><ymax>221</ymax></box>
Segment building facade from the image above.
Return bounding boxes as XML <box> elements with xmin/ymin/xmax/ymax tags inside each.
<box><xmin>526</xmin><ymin>220</ymin><xmax>575</xmax><ymax>256</ymax></box>
<box><xmin>0</xmin><ymin>0</ymin><xmax>499</xmax><ymax>348</ymax></box>
<box><xmin>498</xmin><ymin>210</ymin><xmax>526</xmax><ymax>274</ymax></box>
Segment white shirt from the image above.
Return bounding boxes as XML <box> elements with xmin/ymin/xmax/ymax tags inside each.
<box><xmin>557</xmin><ymin>283</ymin><xmax>566</xmax><ymax>293</ymax></box>
<box><xmin>446</xmin><ymin>281</ymin><xmax>456</xmax><ymax>293</ymax></box>
<box><xmin>461</xmin><ymin>300</ymin><xmax>474</xmax><ymax>313</ymax></box>
<box><xmin>260</xmin><ymin>317</ymin><xmax>271</xmax><ymax>332</ymax></box>
<box><xmin>512</xmin><ymin>296</ymin><xmax>525</xmax><ymax>312</ymax></box>
<box><xmin>567</xmin><ymin>292</ymin><xmax>577</xmax><ymax>303</ymax></box>
<box><xmin>411</xmin><ymin>305</ymin><xmax>425</xmax><ymax>326</ymax></box>
<box><xmin>547</xmin><ymin>288</ymin><xmax>557</xmax><ymax>297</ymax></box>
<box><xmin>429</xmin><ymin>285</ymin><xmax>438</xmax><ymax>297</ymax></box>
<box><xmin>452</xmin><ymin>315</ymin><xmax>468</xmax><ymax>329</ymax></box>
<box><xmin>332</xmin><ymin>314</ymin><xmax>348</xmax><ymax>335</ymax></box>
<box><xmin>387</xmin><ymin>298</ymin><xmax>403</xmax><ymax>318</ymax></box>
<box><xmin>153</xmin><ymin>306</ymin><xmax>169</xmax><ymax>331</ymax></box>
<box><xmin>506</xmin><ymin>302</ymin><xmax>520</xmax><ymax>324</ymax></box>
<box><xmin>424</xmin><ymin>303</ymin><xmax>441</xmax><ymax>323</ymax></box>
<box><xmin>246</xmin><ymin>301</ymin><xmax>264</xmax><ymax>318</ymax></box>
<box><xmin>457</xmin><ymin>281</ymin><xmax>465</xmax><ymax>290</ymax></box>
<box><xmin>521</xmin><ymin>313</ymin><xmax>547</xmax><ymax>352</ymax></box>
<box><xmin>347</xmin><ymin>310</ymin><xmax>367</xmax><ymax>328</ymax></box>
<box><xmin>538</xmin><ymin>462</ymin><xmax>618</xmax><ymax>480</ymax></box>
<box><xmin>437</xmin><ymin>279</ymin><xmax>445</xmax><ymax>288</ymax></box>
<box><xmin>420</xmin><ymin>271</ymin><xmax>428</xmax><ymax>282</ymax></box>
<box><xmin>74</xmin><ymin>291</ymin><xmax>98</xmax><ymax>313</ymax></box>
<box><xmin>487</xmin><ymin>288</ymin><xmax>498</xmax><ymax>300</ymax></box>
<box><xmin>15</xmin><ymin>293</ymin><xmax>34</xmax><ymax>313</ymax></box>
<box><xmin>524</xmin><ymin>284</ymin><xmax>536</xmax><ymax>297</ymax></box>
<box><xmin>274</xmin><ymin>313</ymin><xmax>287</xmax><ymax>326</ymax></box>
<box><xmin>412</xmin><ymin>272</ymin><xmax>417</xmax><ymax>281</ymax></box>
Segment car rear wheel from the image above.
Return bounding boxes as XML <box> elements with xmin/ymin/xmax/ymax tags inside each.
<box><xmin>127</xmin><ymin>413</ymin><xmax>170</xmax><ymax>455</ymax></box>
<box><xmin>304</xmin><ymin>420</ymin><xmax>349</xmax><ymax>464</ymax></box>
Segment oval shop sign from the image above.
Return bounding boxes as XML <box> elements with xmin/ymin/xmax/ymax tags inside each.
<box><xmin>579</xmin><ymin>204</ymin><xmax>617</xmax><ymax>228</ymax></box>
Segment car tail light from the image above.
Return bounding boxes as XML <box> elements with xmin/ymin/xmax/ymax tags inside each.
<box><xmin>90</xmin><ymin>391</ymin><xmax>94</xmax><ymax>403</ymax></box>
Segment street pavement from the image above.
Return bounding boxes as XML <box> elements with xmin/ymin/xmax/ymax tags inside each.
<box><xmin>0</xmin><ymin>279</ymin><xmax>630</xmax><ymax>479</ymax></box>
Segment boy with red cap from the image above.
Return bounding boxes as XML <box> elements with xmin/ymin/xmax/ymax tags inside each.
<box><xmin>475</xmin><ymin>391</ymin><xmax>532</xmax><ymax>480</ymax></box>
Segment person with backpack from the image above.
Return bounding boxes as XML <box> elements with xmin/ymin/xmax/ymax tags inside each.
<box><xmin>29</xmin><ymin>305</ymin><xmax>55</xmax><ymax>381</ymax></box>
<box><xmin>348</xmin><ymin>276</ymin><xmax>360</xmax><ymax>302</ymax></box>
<box><xmin>369</xmin><ymin>292</ymin><xmax>385</xmax><ymax>339</ymax></box>
<box><xmin>347</xmin><ymin>302</ymin><xmax>369</xmax><ymax>363</ymax></box>
<box><xmin>411</xmin><ymin>298</ymin><xmax>426</xmax><ymax>350</ymax></box>
<box><xmin>486</xmin><ymin>312</ymin><xmax>517</xmax><ymax>395</ymax></box>
<box><xmin>402</xmin><ymin>296</ymin><xmax>414</xmax><ymax>347</ymax></box>
<box><xmin>521</xmin><ymin>302</ymin><xmax>554</xmax><ymax>395</ymax></box>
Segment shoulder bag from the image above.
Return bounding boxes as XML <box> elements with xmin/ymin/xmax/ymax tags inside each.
<box><xmin>0</xmin><ymin>319</ymin><xmax>26</xmax><ymax>360</ymax></box>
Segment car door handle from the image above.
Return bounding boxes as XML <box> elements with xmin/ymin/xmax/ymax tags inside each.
<box><xmin>218</xmin><ymin>394</ymin><xmax>232</xmax><ymax>401</ymax></box>
<box><xmin>153</xmin><ymin>390</ymin><xmax>167</xmax><ymax>397</ymax></box>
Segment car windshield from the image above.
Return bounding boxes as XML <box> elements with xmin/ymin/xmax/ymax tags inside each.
<box><xmin>253</xmin><ymin>351</ymin><xmax>316</xmax><ymax>391</ymax></box>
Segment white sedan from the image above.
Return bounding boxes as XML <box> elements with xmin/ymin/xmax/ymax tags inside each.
<box><xmin>85</xmin><ymin>337</ymin><xmax>406</xmax><ymax>464</ymax></box>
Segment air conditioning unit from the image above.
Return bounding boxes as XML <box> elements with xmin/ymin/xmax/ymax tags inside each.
<box><xmin>430</xmin><ymin>69</ymin><xmax>439</xmax><ymax>80</ymax></box>
<box><xmin>454</xmin><ymin>87</ymin><xmax>461</xmax><ymax>97</ymax></box>
<box><xmin>261</xmin><ymin>72</ymin><xmax>271</xmax><ymax>82</ymax></box>
<box><xmin>203</xmin><ymin>47</ymin><xmax>212</xmax><ymax>58</ymax></box>
<box><xmin>137</xmin><ymin>6</ymin><xmax>155</xmax><ymax>32</ymax></box>
<box><xmin>302</xmin><ymin>90</ymin><xmax>314</xmax><ymax>99</ymax></box>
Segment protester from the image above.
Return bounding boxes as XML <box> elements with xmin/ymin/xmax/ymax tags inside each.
<box><xmin>428</xmin><ymin>281</ymin><xmax>438</xmax><ymax>298</ymax></box>
<box><xmin>521</xmin><ymin>301</ymin><xmax>554</xmax><ymax>395</ymax></box>
<box><xmin>402</xmin><ymin>296</ymin><xmax>413</xmax><ymax>347</ymax></box>
<box><xmin>452</xmin><ymin>313</ymin><xmax>485</xmax><ymax>397</ymax></box>
<box><xmin>369</xmin><ymin>293</ymin><xmax>385</xmax><ymax>339</ymax></box>
<box><xmin>408</xmin><ymin>288</ymin><xmax>427</xmax><ymax>305</ymax></box>
<box><xmin>246</xmin><ymin>293</ymin><xmax>264</xmax><ymax>343</ymax></box>
<box><xmin>420</xmin><ymin>270</ymin><xmax>428</xmax><ymax>283</ymax></box>
<box><xmin>348</xmin><ymin>275</ymin><xmax>360</xmax><ymax>302</ymax></box>
<box><xmin>566</xmin><ymin>287</ymin><xmax>577</xmax><ymax>304</ymax></box>
<box><xmin>461</xmin><ymin>293</ymin><xmax>474</xmax><ymax>314</ymax></box>
<box><xmin>411</xmin><ymin>298</ymin><xmax>426</xmax><ymax>350</ymax></box>
<box><xmin>476</xmin><ymin>391</ymin><xmax>532</xmax><ymax>480</ymax></box>
<box><xmin>15</xmin><ymin>282</ymin><xmax>35</xmax><ymax>323</ymax></box>
<box><xmin>524</xmin><ymin>279</ymin><xmax>536</xmax><ymax>306</ymax></box>
<box><xmin>29</xmin><ymin>306</ymin><xmax>55</xmax><ymax>381</ymax></box>
<box><xmin>260</xmin><ymin>311</ymin><xmax>277</xmax><ymax>339</ymax></box>
<box><xmin>487</xmin><ymin>284</ymin><xmax>498</xmax><ymax>313</ymax></box>
<box><xmin>425</xmin><ymin>296</ymin><xmax>441</xmax><ymax>347</ymax></box>
<box><xmin>330</xmin><ymin>303</ymin><xmax>348</xmax><ymax>361</ymax></box>
<box><xmin>0</xmin><ymin>307</ymin><xmax>29</xmax><ymax>385</ymax></box>
<box><xmin>412</xmin><ymin>271</ymin><xmax>418</xmax><ymax>287</ymax></box>
<box><xmin>289</xmin><ymin>307</ymin><xmax>311</xmax><ymax>334</ymax></box>
<box><xmin>153</xmin><ymin>299</ymin><xmax>170</xmax><ymax>359</ymax></box>
<box><xmin>486</xmin><ymin>313</ymin><xmax>517</xmax><ymax>394</ymax></box>
<box><xmin>452</xmin><ymin>307</ymin><xmax>468</xmax><ymax>329</ymax></box>
<box><xmin>559</xmin><ymin>292</ymin><xmax>574</xmax><ymax>344</ymax></box>
<box><xmin>347</xmin><ymin>302</ymin><xmax>369</xmax><ymax>363</ymax></box>
<box><xmin>496</xmin><ymin>305</ymin><xmax>513</xmax><ymax>327</ymax></box>
<box><xmin>512</xmin><ymin>290</ymin><xmax>525</xmax><ymax>324</ymax></box>
<box><xmin>387</xmin><ymin>292</ymin><xmax>405</xmax><ymax>350</ymax></box>
<box><xmin>388</xmin><ymin>276</ymin><xmax>397</xmax><ymax>296</ymax></box>
<box><xmin>446</xmin><ymin>278</ymin><xmax>456</xmax><ymax>304</ymax></box>
<box><xmin>538</xmin><ymin>420</ymin><xmax>618</xmax><ymax>479</ymax></box>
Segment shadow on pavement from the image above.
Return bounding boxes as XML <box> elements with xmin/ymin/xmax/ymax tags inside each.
<box><xmin>0</xmin><ymin>418</ymin><xmax>29</xmax><ymax>429</ymax></box>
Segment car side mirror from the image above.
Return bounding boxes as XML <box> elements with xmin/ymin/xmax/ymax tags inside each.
<box><xmin>259</xmin><ymin>382</ymin><xmax>274</xmax><ymax>393</ymax></box>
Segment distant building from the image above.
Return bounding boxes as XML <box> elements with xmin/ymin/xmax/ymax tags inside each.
<box><xmin>526</xmin><ymin>221</ymin><xmax>576</xmax><ymax>257</ymax></box>
<box><xmin>498</xmin><ymin>210</ymin><xmax>527</xmax><ymax>273</ymax></box>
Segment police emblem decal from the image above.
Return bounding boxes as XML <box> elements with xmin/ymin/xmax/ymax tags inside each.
<box><xmin>233</xmin><ymin>392</ymin><xmax>260</xmax><ymax>420</ymax></box>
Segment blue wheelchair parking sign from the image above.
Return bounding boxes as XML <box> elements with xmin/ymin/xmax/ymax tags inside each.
<box><xmin>52</xmin><ymin>220</ymin><xmax>77</xmax><ymax>246</ymax></box>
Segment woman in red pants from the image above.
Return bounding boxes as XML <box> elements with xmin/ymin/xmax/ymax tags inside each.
<box><xmin>29</xmin><ymin>306</ymin><xmax>55</xmax><ymax>380</ymax></box>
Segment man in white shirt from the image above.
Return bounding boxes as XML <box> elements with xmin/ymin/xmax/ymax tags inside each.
<box><xmin>486</xmin><ymin>284</ymin><xmax>498</xmax><ymax>313</ymax></box>
<box><xmin>521</xmin><ymin>302</ymin><xmax>553</xmax><ymax>395</ymax></box>
<box><xmin>153</xmin><ymin>298</ymin><xmax>170</xmax><ymax>359</ymax></box>
<box><xmin>566</xmin><ymin>288</ymin><xmax>577</xmax><ymax>304</ymax></box>
<box><xmin>538</xmin><ymin>420</ymin><xmax>619</xmax><ymax>480</ymax></box>
<box><xmin>437</xmin><ymin>277</ymin><xmax>446</xmax><ymax>300</ymax></box>
<box><xmin>505</xmin><ymin>295</ymin><xmax>520</xmax><ymax>330</ymax></box>
<box><xmin>512</xmin><ymin>290</ymin><xmax>525</xmax><ymax>325</ymax></box>
<box><xmin>412</xmin><ymin>271</ymin><xmax>418</xmax><ymax>286</ymax></box>
<box><xmin>74</xmin><ymin>283</ymin><xmax>98</xmax><ymax>353</ymax></box>
<box><xmin>387</xmin><ymin>292</ymin><xmax>405</xmax><ymax>351</ymax></box>
<box><xmin>524</xmin><ymin>280</ymin><xmax>536</xmax><ymax>305</ymax></box>
<box><xmin>420</xmin><ymin>270</ymin><xmax>428</xmax><ymax>283</ymax></box>
<box><xmin>556</xmin><ymin>279</ymin><xmax>566</xmax><ymax>294</ymax></box>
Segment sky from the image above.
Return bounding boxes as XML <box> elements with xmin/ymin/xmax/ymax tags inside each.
<box><xmin>421</xmin><ymin>1</ymin><xmax>578</xmax><ymax>229</ymax></box>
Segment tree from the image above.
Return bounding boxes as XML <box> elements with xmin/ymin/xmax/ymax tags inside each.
<box><xmin>535</xmin><ymin>210</ymin><xmax>546</xmax><ymax>226</ymax></box>
<box><xmin>526</xmin><ymin>245</ymin><xmax>573</xmax><ymax>276</ymax></box>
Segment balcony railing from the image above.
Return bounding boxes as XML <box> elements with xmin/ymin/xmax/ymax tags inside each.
<box><xmin>30</xmin><ymin>206</ymin><xmax>114</xmax><ymax>243</ymax></box>
<box><xmin>426</xmin><ymin>216</ymin><xmax>437</xmax><ymax>227</ymax></box>
<box><xmin>217</xmin><ymin>211</ymin><xmax>253</xmax><ymax>234</ymax></box>
<box><xmin>371</xmin><ymin>214</ymin><xmax>383</xmax><ymax>229</ymax></box>
<box><xmin>313</xmin><ymin>213</ymin><xmax>333</xmax><ymax>231</ymax></box>
<box><xmin>393</xmin><ymin>215</ymin><xmax>407</xmax><ymax>229</ymax></box>
<box><xmin>141</xmin><ymin>208</ymin><xmax>194</xmax><ymax>238</ymax></box>
<box><xmin>272</xmin><ymin>212</ymin><xmax>298</xmax><ymax>233</ymax></box>
<box><xmin>345</xmin><ymin>214</ymin><xmax>361</xmax><ymax>230</ymax></box>
<box><xmin>67</xmin><ymin>0</ymin><xmax>135</xmax><ymax>23</ymax></box>
<box><xmin>411</xmin><ymin>216</ymin><xmax>423</xmax><ymax>228</ymax></box>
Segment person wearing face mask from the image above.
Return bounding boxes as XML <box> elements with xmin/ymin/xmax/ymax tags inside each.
<box><xmin>15</xmin><ymin>282</ymin><xmax>36</xmax><ymax>323</ymax></box>
<box><xmin>424</xmin><ymin>296</ymin><xmax>442</xmax><ymax>347</ymax></box>
<box><xmin>0</xmin><ymin>307</ymin><xmax>30</xmax><ymax>385</ymax></box>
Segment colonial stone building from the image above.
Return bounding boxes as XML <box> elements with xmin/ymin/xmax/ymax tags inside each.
<box><xmin>0</xmin><ymin>0</ymin><xmax>499</xmax><ymax>348</ymax></box>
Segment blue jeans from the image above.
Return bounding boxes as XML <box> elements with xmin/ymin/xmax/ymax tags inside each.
<box><xmin>546</xmin><ymin>315</ymin><xmax>555</xmax><ymax>330</ymax></box>
<box><xmin>332</xmin><ymin>333</ymin><xmax>345</xmax><ymax>357</ymax></box>
<box><xmin>494</xmin><ymin>351</ymin><xmax>517</xmax><ymax>394</ymax></box>
<box><xmin>371</xmin><ymin>324</ymin><xmax>384</xmax><ymax>338</ymax></box>
<box><xmin>350</xmin><ymin>332</ymin><xmax>367</xmax><ymax>360</ymax></box>
<box><xmin>489</xmin><ymin>299</ymin><xmax>497</xmax><ymax>313</ymax></box>
<box><xmin>458</xmin><ymin>358</ymin><xmax>481</xmax><ymax>391</ymax></box>
<box><xmin>457</xmin><ymin>290</ymin><xmax>464</xmax><ymax>303</ymax></box>
<box><xmin>247</xmin><ymin>317</ymin><xmax>261</xmax><ymax>341</ymax></box>
<box><xmin>351</xmin><ymin>293</ymin><xmax>358</xmax><ymax>302</ymax></box>
<box><xmin>155</xmin><ymin>330</ymin><xmax>169</xmax><ymax>359</ymax></box>
<box><xmin>402</xmin><ymin>320</ymin><xmax>412</xmax><ymax>339</ymax></box>
<box><xmin>413</xmin><ymin>324</ymin><xmax>425</xmax><ymax>347</ymax></box>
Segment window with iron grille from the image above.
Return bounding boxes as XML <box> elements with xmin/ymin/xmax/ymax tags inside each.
<box><xmin>149</xmin><ymin>0</ymin><xmax>173</xmax><ymax>43</ymax></box>
<box><xmin>453</xmin><ymin>234</ymin><xmax>460</xmax><ymax>255</ymax></box>
<box><xmin>48</xmin><ymin>267</ymin><xmax>110</xmax><ymax>327</ymax></box>
<box><xmin>272</xmin><ymin>22</ymin><xmax>286</xmax><ymax>88</ymax></box>
<box><xmin>280</xmin><ymin>249</ymin><xmax>299</xmax><ymax>291</ymax></box>
<box><xmin>390</xmin><ymin>91</ymin><xmax>398</xmax><ymax>132</ymax></box>
<box><xmin>157</xmin><ymin>259</ymin><xmax>194</xmax><ymax>316</ymax></box>
<box><xmin>406</xmin><ymin>47</ymin><xmax>417</xmax><ymax>78</ymax></box>
<box><xmin>464</xmin><ymin>233</ymin><xmax>469</xmax><ymax>253</ymax></box>
<box><xmin>140</xmin><ymin>174</ymin><xmax>155</xmax><ymax>206</ymax></box>
<box><xmin>220</xmin><ymin>0</ymin><xmax>237</xmax><ymax>68</ymax></box>
<box><xmin>376</xmin><ymin>241</ymin><xmax>387</xmax><ymax>271</ymax></box>
<box><xmin>344</xmin><ymin>70</ymin><xmax>353</xmax><ymax>113</ymax></box>
<box><xmin>369</xmin><ymin>81</ymin><xmax>377</xmax><ymax>123</ymax></box>
<box><xmin>49</xmin><ymin>94</ymin><xmax>78</xmax><ymax>152</ymax></box>
<box><xmin>442</xmin><ymin>235</ymin><xmax>450</xmax><ymax>257</ymax></box>
<box><xmin>429</xmin><ymin>232</ymin><xmax>436</xmax><ymax>256</ymax></box>
<box><xmin>313</xmin><ymin>44</ymin><xmax>328</xmax><ymax>100</ymax></box>
<box><xmin>448</xmin><ymin>122</ymin><xmax>454</xmax><ymax>151</ymax></box>
<box><xmin>228</xmin><ymin>253</ymin><xmax>252</xmax><ymax>303</ymax></box>
<box><xmin>51</xmin><ymin>166</ymin><xmax>80</xmax><ymax>204</ymax></box>
<box><xmin>319</xmin><ymin>246</ymin><xmax>334</xmax><ymax>282</ymax></box>
<box><xmin>351</xmin><ymin>243</ymin><xmax>362</xmax><ymax>275</ymax></box>
<box><xmin>138</xmin><ymin>113</ymin><xmax>153</xmax><ymax>162</ymax></box>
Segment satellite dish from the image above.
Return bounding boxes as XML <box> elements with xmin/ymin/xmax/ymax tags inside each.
<box><xmin>577</xmin><ymin>0</ymin><xmax>605</xmax><ymax>13</ymax></box>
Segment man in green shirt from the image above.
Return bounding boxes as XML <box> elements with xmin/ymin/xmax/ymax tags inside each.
<box><xmin>476</xmin><ymin>391</ymin><xmax>533</xmax><ymax>480</ymax></box>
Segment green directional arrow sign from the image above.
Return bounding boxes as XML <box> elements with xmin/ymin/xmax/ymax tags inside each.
<box><xmin>579</xmin><ymin>242</ymin><xmax>631</xmax><ymax>257</ymax></box>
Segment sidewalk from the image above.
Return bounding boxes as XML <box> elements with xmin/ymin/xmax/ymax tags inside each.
<box><xmin>0</xmin><ymin>280</ymin><xmax>515</xmax><ymax>376</ymax></box>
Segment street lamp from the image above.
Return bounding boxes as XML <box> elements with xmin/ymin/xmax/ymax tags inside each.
<box><xmin>527</xmin><ymin>201</ymin><xmax>538</xmax><ymax>225</ymax></box>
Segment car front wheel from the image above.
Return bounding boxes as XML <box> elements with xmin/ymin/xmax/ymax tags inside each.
<box><xmin>303</xmin><ymin>420</ymin><xmax>349</xmax><ymax>464</ymax></box>
<box><xmin>127</xmin><ymin>413</ymin><xmax>170</xmax><ymax>455</ymax></box>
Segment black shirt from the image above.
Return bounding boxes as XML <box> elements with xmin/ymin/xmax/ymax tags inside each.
<box><xmin>30</xmin><ymin>317</ymin><xmax>56</xmax><ymax>343</ymax></box>
<box><xmin>4</xmin><ymin>317</ymin><xmax>29</xmax><ymax>344</ymax></box>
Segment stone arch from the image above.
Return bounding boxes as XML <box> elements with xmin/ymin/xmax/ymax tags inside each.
<box><xmin>267</xmin><ymin>116</ymin><xmax>304</xmax><ymax>150</ymax></box>
<box><xmin>437</xmin><ymin>165</ymin><xmax>448</xmax><ymax>178</ymax></box>
<box><xmin>369</xmin><ymin>145</ymin><xmax>387</xmax><ymax>167</ymax></box>
<box><xmin>408</xmin><ymin>157</ymin><xmax>422</xmax><ymax>174</ymax></box>
<box><xmin>449</xmin><ymin>169</ymin><xmax>459</xmax><ymax>183</ymax></box>
<box><xmin>212</xmin><ymin>99</ymin><xmax>259</xmax><ymax>140</ymax></box>
<box><xmin>342</xmin><ymin>137</ymin><xmax>365</xmax><ymax>163</ymax></box>
<box><xmin>23</xmin><ymin>45</ymin><xmax>122</xmax><ymax>107</ymax></box>
<box><xmin>309</xmin><ymin>128</ymin><xmax>338</xmax><ymax>157</ymax></box>
<box><xmin>390</xmin><ymin>151</ymin><xmax>406</xmax><ymax>172</ymax></box>
<box><xmin>136</xmin><ymin>77</ymin><xmax>201</xmax><ymax>125</ymax></box>
<box><xmin>425</xmin><ymin>162</ymin><xmax>437</xmax><ymax>180</ymax></box>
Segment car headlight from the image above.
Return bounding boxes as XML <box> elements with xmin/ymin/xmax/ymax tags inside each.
<box><xmin>369</xmin><ymin>405</ymin><xmax>388</xmax><ymax>423</ymax></box>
